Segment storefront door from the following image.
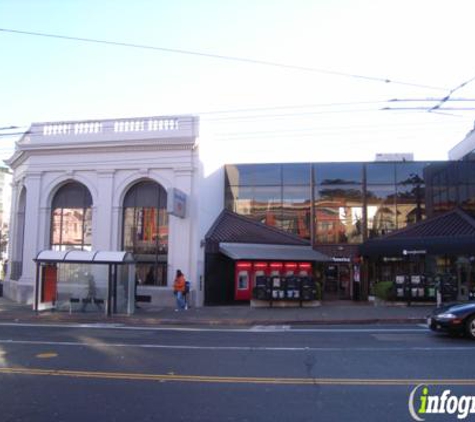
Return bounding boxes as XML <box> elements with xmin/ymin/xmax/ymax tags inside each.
<box><xmin>323</xmin><ymin>263</ymin><xmax>351</xmax><ymax>300</ymax></box>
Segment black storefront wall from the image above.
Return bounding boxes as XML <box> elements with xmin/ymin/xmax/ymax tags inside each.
<box><xmin>204</xmin><ymin>253</ymin><xmax>235</xmax><ymax>305</ymax></box>
<box><xmin>360</xmin><ymin>235</ymin><xmax>475</xmax><ymax>302</ymax></box>
<box><xmin>360</xmin><ymin>236</ymin><xmax>475</xmax><ymax>257</ymax></box>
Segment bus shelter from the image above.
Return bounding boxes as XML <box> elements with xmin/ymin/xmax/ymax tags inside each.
<box><xmin>34</xmin><ymin>250</ymin><xmax>135</xmax><ymax>316</ymax></box>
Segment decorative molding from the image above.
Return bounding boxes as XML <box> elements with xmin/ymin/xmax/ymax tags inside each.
<box><xmin>97</xmin><ymin>169</ymin><xmax>116</xmax><ymax>177</ymax></box>
<box><xmin>24</xmin><ymin>171</ymin><xmax>42</xmax><ymax>179</ymax></box>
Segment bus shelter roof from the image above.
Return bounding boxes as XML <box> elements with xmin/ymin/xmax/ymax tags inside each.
<box><xmin>34</xmin><ymin>250</ymin><xmax>135</xmax><ymax>264</ymax></box>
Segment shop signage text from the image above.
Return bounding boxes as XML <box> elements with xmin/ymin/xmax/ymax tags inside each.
<box><xmin>167</xmin><ymin>188</ymin><xmax>187</xmax><ymax>218</ymax></box>
<box><xmin>402</xmin><ymin>249</ymin><xmax>427</xmax><ymax>256</ymax></box>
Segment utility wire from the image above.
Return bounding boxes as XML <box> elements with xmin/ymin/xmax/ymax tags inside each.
<box><xmin>0</xmin><ymin>27</ymin><xmax>448</xmax><ymax>91</ymax></box>
<box><xmin>429</xmin><ymin>75</ymin><xmax>475</xmax><ymax>112</ymax></box>
<box><xmin>389</xmin><ymin>97</ymin><xmax>475</xmax><ymax>103</ymax></box>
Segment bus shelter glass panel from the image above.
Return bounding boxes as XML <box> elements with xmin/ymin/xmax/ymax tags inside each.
<box><xmin>53</xmin><ymin>263</ymin><xmax>131</xmax><ymax>314</ymax></box>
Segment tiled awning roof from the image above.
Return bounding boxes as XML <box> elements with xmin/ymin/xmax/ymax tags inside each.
<box><xmin>205</xmin><ymin>210</ymin><xmax>309</xmax><ymax>252</ymax></box>
<box><xmin>360</xmin><ymin>208</ymin><xmax>475</xmax><ymax>256</ymax></box>
<box><xmin>384</xmin><ymin>207</ymin><xmax>475</xmax><ymax>238</ymax></box>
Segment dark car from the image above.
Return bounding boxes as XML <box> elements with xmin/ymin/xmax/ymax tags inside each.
<box><xmin>428</xmin><ymin>303</ymin><xmax>475</xmax><ymax>339</ymax></box>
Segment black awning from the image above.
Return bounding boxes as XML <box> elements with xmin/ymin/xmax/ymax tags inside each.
<box><xmin>360</xmin><ymin>236</ymin><xmax>475</xmax><ymax>257</ymax></box>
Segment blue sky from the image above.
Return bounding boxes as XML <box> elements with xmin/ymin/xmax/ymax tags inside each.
<box><xmin>1</xmin><ymin>0</ymin><xmax>475</xmax><ymax>163</ymax></box>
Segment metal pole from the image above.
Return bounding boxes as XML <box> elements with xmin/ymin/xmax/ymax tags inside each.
<box><xmin>107</xmin><ymin>264</ymin><xmax>113</xmax><ymax>316</ymax></box>
<box><xmin>34</xmin><ymin>263</ymin><xmax>40</xmax><ymax>312</ymax></box>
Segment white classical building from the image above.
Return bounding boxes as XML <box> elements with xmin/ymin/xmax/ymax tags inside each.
<box><xmin>4</xmin><ymin>115</ymin><xmax>202</xmax><ymax>307</ymax></box>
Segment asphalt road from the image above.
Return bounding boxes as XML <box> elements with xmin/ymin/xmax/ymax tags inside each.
<box><xmin>0</xmin><ymin>322</ymin><xmax>474</xmax><ymax>422</ymax></box>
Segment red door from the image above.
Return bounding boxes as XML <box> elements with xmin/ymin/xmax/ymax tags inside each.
<box><xmin>235</xmin><ymin>261</ymin><xmax>252</xmax><ymax>301</ymax></box>
<box><xmin>42</xmin><ymin>265</ymin><xmax>58</xmax><ymax>303</ymax></box>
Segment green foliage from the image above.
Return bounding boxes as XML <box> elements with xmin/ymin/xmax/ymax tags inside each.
<box><xmin>374</xmin><ymin>281</ymin><xmax>394</xmax><ymax>301</ymax></box>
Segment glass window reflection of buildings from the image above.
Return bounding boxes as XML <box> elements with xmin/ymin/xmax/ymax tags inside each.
<box><xmin>225</xmin><ymin>161</ymin><xmax>475</xmax><ymax>244</ymax></box>
<box><xmin>50</xmin><ymin>182</ymin><xmax>93</xmax><ymax>251</ymax></box>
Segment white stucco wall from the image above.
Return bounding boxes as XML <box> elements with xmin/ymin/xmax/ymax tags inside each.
<box><xmin>5</xmin><ymin>116</ymin><xmax>202</xmax><ymax>307</ymax></box>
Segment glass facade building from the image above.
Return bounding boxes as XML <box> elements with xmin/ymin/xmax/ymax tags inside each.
<box><xmin>225</xmin><ymin>161</ymin><xmax>461</xmax><ymax>244</ymax></box>
<box><xmin>223</xmin><ymin>161</ymin><xmax>475</xmax><ymax>303</ymax></box>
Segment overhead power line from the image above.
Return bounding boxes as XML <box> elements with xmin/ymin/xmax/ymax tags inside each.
<box><xmin>429</xmin><ymin>75</ymin><xmax>475</xmax><ymax>112</ymax></box>
<box><xmin>0</xmin><ymin>27</ymin><xmax>448</xmax><ymax>91</ymax></box>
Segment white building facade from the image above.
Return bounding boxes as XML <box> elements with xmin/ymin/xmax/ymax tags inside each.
<box><xmin>4</xmin><ymin>115</ymin><xmax>202</xmax><ymax>307</ymax></box>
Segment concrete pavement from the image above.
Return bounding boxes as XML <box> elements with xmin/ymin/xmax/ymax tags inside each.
<box><xmin>0</xmin><ymin>296</ymin><xmax>435</xmax><ymax>327</ymax></box>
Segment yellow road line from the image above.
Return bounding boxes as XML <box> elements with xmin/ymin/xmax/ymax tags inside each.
<box><xmin>36</xmin><ymin>353</ymin><xmax>58</xmax><ymax>359</ymax></box>
<box><xmin>0</xmin><ymin>367</ymin><xmax>475</xmax><ymax>386</ymax></box>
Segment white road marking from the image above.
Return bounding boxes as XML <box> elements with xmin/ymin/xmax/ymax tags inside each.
<box><xmin>250</xmin><ymin>325</ymin><xmax>291</xmax><ymax>331</ymax></box>
<box><xmin>0</xmin><ymin>321</ymin><xmax>429</xmax><ymax>333</ymax></box>
<box><xmin>0</xmin><ymin>338</ymin><xmax>472</xmax><ymax>352</ymax></box>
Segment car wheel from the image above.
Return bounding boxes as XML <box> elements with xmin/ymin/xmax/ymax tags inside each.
<box><xmin>465</xmin><ymin>315</ymin><xmax>475</xmax><ymax>340</ymax></box>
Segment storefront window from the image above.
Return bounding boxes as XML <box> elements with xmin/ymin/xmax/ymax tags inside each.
<box><xmin>122</xmin><ymin>180</ymin><xmax>168</xmax><ymax>287</ymax></box>
<box><xmin>50</xmin><ymin>182</ymin><xmax>92</xmax><ymax>251</ymax></box>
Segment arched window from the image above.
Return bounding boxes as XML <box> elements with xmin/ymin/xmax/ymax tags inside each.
<box><xmin>51</xmin><ymin>182</ymin><xmax>92</xmax><ymax>251</ymax></box>
<box><xmin>123</xmin><ymin>180</ymin><xmax>168</xmax><ymax>286</ymax></box>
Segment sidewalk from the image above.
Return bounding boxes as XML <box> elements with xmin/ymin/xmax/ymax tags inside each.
<box><xmin>0</xmin><ymin>296</ymin><xmax>433</xmax><ymax>327</ymax></box>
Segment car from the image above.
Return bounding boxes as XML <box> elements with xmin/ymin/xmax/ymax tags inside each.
<box><xmin>428</xmin><ymin>303</ymin><xmax>475</xmax><ymax>339</ymax></box>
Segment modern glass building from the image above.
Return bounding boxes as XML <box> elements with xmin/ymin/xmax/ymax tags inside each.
<box><xmin>211</xmin><ymin>160</ymin><xmax>475</xmax><ymax>304</ymax></box>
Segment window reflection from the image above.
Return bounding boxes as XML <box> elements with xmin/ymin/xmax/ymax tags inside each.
<box><xmin>396</xmin><ymin>162</ymin><xmax>429</xmax><ymax>184</ymax></box>
<box><xmin>315</xmin><ymin>163</ymin><xmax>363</xmax><ymax>185</ymax></box>
<box><xmin>366</xmin><ymin>185</ymin><xmax>397</xmax><ymax>238</ymax></box>
<box><xmin>396</xmin><ymin>184</ymin><xmax>425</xmax><ymax>227</ymax></box>
<box><xmin>315</xmin><ymin>185</ymin><xmax>363</xmax><ymax>243</ymax></box>
<box><xmin>252</xmin><ymin>186</ymin><xmax>282</xmax><ymax>227</ymax></box>
<box><xmin>282</xmin><ymin>185</ymin><xmax>311</xmax><ymax>239</ymax></box>
<box><xmin>224</xmin><ymin>161</ymin><xmax>475</xmax><ymax>244</ymax></box>
<box><xmin>366</xmin><ymin>163</ymin><xmax>395</xmax><ymax>184</ymax></box>
<box><xmin>50</xmin><ymin>182</ymin><xmax>92</xmax><ymax>251</ymax></box>
<box><xmin>122</xmin><ymin>181</ymin><xmax>168</xmax><ymax>287</ymax></box>
<box><xmin>225</xmin><ymin>164</ymin><xmax>282</xmax><ymax>186</ymax></box>
<box><xmin>460</xmin><ymin>184</ymin><xmax>475</xmax><ymax>214</ymax></box>
<box><xmin>283</xmin><ymin>164</ymin><xmax>311</xmax><ymax>185</ymax></box>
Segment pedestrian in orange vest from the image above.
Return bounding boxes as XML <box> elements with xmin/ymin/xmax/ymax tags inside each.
<box><xmin>173</xmin><ymin>269</ymin><xmax>187</xmax><ymax>311</ymax></box>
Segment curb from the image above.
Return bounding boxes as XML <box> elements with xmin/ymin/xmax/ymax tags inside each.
<box><xmin>0</xmin><ymin>313</ymin><xmax>428</xmax><ymax>327</ymax></box>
